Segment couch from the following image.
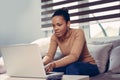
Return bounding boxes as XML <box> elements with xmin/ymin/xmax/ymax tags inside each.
<box><xmin>0</xmin><ymin>36</ymin><xmax>120</xmax><ymax>80</ymax></box>
<box><xmin>31</xmin><ymin>36</ymin><xmax>120</xmax><ymax>80</ymax></box>
<box><xmin>87</xmin><ymin>37</ymin><xmax>120</xmax><ymax>80</ymax></box>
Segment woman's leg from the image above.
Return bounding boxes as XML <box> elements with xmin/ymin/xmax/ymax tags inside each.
<box><xmin>53</xmin><ymin>66</ymin><xmax>67</xmax><ymax>74</ymax></box>
<box><xmin>66</xmin><ymin>62</ymin><xmax>100</xmax><ymax>77</ymax></box>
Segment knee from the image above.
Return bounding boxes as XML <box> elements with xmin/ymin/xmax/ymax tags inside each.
<box><xmin>66</xmin><ymin>62</ymin><xmax>79</xmax><ymax>75</ymax></box>
<box><xmin>66</xmin><ymin>62</ymin><xmax>77</xmax><ymax>70</ymax></box>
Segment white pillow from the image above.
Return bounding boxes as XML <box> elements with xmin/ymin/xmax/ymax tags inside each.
<box><xmin>31</xmin><ymin>37</ymin><xmax>51</xmax><ymax>57</ymax></box>
<box><xmin>109</xmin><ymin>46</ymin><xmax>120</xmax><ymax>73</ymax></box>
<box><xmin>31</xmin><ymin>37</ymin><xmax>63</xmax><ymax>59</ymax></box>
<box><xmin>88</xmin><ymin>43</ymin><xmax>113</xmax><ymax>73</ymax></box>
<box><xmin>0</xmin><ymin>57</ymin><xmax>6</xmax><ymax>74</ymax></box>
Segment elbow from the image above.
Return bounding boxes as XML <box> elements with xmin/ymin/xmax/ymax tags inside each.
<box><xmin>69</xmin><ymin>54</ymin><xmax>79</xmax><ymax>62</ymax></box>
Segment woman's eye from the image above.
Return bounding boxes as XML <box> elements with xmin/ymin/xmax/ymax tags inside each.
<box><xmin>57</xmin><ymin>24</ymin><xmax>62</xmax><ymax>26</ymax></box>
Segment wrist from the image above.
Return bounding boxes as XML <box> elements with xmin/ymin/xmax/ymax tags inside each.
<box><xmin>52</xmin><ymin>62</ymin><xmax>56</xmax><ymax>68</ymax></box>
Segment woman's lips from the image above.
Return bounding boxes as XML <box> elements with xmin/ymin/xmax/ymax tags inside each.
<box><xmin>55</xmin><ymin>32</ymin><xmax>60</xmax><ymax>35</ymax></box>
<box><xmin>55</xmin><ymin>31</ymin><xmax>59</xmax><ymax>34</ymax></box>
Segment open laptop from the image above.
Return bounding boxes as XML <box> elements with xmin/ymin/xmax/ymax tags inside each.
<box><xmin>0</xmin><ymin>44</ymin><xmax>63</xmax><ymax>80</ymax></box>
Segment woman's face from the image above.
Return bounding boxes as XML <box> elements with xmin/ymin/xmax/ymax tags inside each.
<box><xmin>52</xmin><ymin>16</ymin><xmax>70</xmax><ymax>37</ymax></box>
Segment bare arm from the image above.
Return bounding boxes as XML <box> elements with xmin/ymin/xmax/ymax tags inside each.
<box><xmin>53</xmin><ymin>54</ymin><xmax>77</xmax><ymax>67</ymax></box>
<box><xmin>43</xmin><ymin>35</ymin><xmax>58</xmax><ymax>65</ymax></box>
<box><xmin>43</xmin><ymin>55</ymin><xmax>52</xmax><ymax>65</ymax></box>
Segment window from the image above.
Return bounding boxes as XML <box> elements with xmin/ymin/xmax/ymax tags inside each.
<box><xmin>41</xmin><ymin>0</ymin><xmax>120</xmax><ymax>38</ymax></box>
<box><xmin>89</xmin><ymin>0</ymin><xmax>120</xmax><ymax>38</ymax></box>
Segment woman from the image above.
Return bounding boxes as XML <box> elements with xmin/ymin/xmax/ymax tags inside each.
<box><xmin>43</xmin><ymin>8</ymin><xmax>99</xmax><ymax>77</ymax></box>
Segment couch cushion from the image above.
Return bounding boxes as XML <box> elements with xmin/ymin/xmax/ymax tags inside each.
<box><xmin>0</xmin><ymin>57</ymin><xmax>6</xmax><ymax>74</ymax></box>
<box><xmin>87</xmin><ymin>37</ymin><xmax>120</xmax><ymax>48</ymax></box>
<box><xmin>88</xmin><ymin>43</ymin><xmax>113</xmax><ymax>73</ymax></box>
<box><xmin>31</xmin><ymin>37</ymin><xmax>50</xmax><ymax>57</ymax></box>
<box><xmin>31</xmin><ymin>37</ymin><xmax>63</xmax><ymax>60</ymax></box>
<box><xmin>109</xmin><ymin>46</ymin><xmax>120</xmax><ymax>74</ymax></box>
<box><xmin>90</xmin><ymin>72</ymin><xmax>120</xmax><ymax>80</ymax></box>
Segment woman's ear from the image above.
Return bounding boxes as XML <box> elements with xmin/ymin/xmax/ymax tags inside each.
<box><xmin>67</xmin><ymin>21</ymin><xmax>70</xmax><ymax>28</ymax></box>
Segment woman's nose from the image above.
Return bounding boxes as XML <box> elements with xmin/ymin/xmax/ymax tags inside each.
<box><xmin>54</xmin><ymin>26</ymin><xmax>59</xmax><ymax>30</ymax></box>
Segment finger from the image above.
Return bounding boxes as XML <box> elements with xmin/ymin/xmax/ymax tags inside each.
<box><xmin>45</xmin><ymin>66</ymin><xmax>49</xmax><ymax>72</ymax></box>
<box><xmin>47</xmin><ymin>67</ymin><xmax>53</xmax><ymax>72</ymax></box>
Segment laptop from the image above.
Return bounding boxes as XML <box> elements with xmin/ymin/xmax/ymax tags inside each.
<box><xmin>0</xmin><ymin>44</ymin><xmax>63</xmax><ymax>80</ymax></box>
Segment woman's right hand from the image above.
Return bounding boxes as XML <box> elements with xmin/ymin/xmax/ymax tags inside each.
<box><xmin>44</xmin><ymin>62</ymin><xmax>56</xmax><ymax>73</ymax></box>
<box><xmin>43</xmin><ymin>55</ymin><xmax>52</xmax><ymax>65</ymax></box>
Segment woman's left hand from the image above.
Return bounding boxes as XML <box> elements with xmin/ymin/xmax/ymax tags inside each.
<box><xmin>45</xmin><ymin>62</ymin><xmax>56</xmax><ymax>73</ymax></box>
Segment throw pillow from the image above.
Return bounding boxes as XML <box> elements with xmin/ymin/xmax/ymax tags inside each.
<box><xmin>0</xmin><ymin>57</ymin><xmax>6</xmax><ymax>74</ymax></box>
<box><xmin>109</xmin><ymin>46</ymin><xmax>120</xmax><ymax>73</ymax></box>
<box><xmin>87</xmin><ymin>43</ymin><xmax>113</xmax><ymax>73</ymax></box>
<box><xmin>54</xmin><ymin>50</ymin><xmax>63</xmax><ymax>60</ymax></box>
<box><xmin>31</xmin><ymin>37</ymin><xmax>51</xmax><ymax>57</ymax></box>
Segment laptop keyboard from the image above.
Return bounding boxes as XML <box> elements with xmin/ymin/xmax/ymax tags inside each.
<box><xmin>46</xmin><ymin>72</ymin><xmax>53</xmax><ymax>75</ymax></box>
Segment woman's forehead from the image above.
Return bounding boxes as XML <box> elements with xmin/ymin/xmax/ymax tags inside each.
<box><xmin>52</xmin><ymin>16</ymin><xmax>66</xmax><ymax>23</ymax></box>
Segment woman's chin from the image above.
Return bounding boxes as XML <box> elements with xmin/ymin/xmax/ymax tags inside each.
<box><xmin>55</xmin><ymin>34</ymin><xmax>62</xmax><ymax>37</ymax></box>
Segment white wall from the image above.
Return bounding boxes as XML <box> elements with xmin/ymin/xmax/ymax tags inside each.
<box><xmin>0</xmin><ymin>0</ymin><xmax>42</xmax><ymax>46</ymax></box>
